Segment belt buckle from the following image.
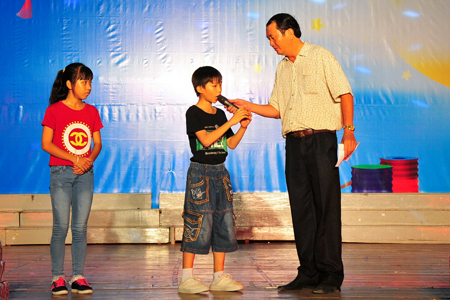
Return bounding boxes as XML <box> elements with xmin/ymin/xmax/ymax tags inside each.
<box><xmin>299</xmin><ymin>131</ymin><xmax>305</xmax><ymax>137</ymax></box>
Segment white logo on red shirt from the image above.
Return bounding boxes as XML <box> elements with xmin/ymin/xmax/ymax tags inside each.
<box><xmin>62</xmin><ymin>122</ymin><xmax>91</xmax><ymax>156</ymax></box>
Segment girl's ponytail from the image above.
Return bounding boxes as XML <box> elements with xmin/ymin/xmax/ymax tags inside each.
<box><xmin>49</xmin><ymin>70</ymin><xmax>68</xmax><ymax>105</ymax></box>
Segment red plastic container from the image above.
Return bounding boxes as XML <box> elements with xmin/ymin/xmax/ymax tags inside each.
<box><xmin>380</xmin><ymin>157</ymin><xmax>419</xmax><ymax>193</ymax></box>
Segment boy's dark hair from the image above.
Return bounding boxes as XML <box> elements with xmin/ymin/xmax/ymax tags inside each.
<box><xmin>191</xmin><ymin>66</ymin><xmax>222</xmax><ymax>97</ymax></box>
<box><xmin>266</xmin><ymin>13</ymin><xmax>302</xmax><ymax>38</ymax></box>
<box><xmin>49</xmin><ymin>62</ymin><xmax>94</xmax><ymax>105</ymax></box>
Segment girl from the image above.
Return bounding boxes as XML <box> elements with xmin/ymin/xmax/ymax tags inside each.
<box><xmin>41</xmin><ymin>63</ymin><xmax>103</xmax><ymax>295</ymax></box>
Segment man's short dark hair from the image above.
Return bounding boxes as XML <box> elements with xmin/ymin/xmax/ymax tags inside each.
<box><xmin>266</xmin><ymin>13</ymin><xmax>302</xmax><ymax>38</ymax></box>
<box><xmin>191</xmin><ymin>66</ymin><xmax>222</xmax><ymax>96</ymax></box>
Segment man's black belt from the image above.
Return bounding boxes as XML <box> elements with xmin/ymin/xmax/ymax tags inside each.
<box><xmin>289</xmin><ymin>129</ymin><xmax>335</xmax><ymax>138</ymax></box>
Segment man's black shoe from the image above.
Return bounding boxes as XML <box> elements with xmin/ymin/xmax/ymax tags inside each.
<box><xmin>277</xmin><ymin>279</ymin><xmax>317</xmax><ymax>291</ymax></box>
<box><xmin>312</xmin><ymin>283</ymin><xmax>340</xmax><ymax>294</ymax></box>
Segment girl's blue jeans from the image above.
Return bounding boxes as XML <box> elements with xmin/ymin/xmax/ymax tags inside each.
<box><xmin>49</xmin><ymin>165</ymin><xmax>93</xmax><ymax>278</ymax></box>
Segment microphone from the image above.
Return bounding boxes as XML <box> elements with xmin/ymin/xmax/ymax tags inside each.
<box><xmin>217</xmin><ymin>95</ymin><xmax>239</xmax><ymax>110</ymax></box>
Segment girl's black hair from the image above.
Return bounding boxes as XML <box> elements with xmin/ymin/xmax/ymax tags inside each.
<box><xmin>49</xmin><ymin>63</ymin><xmax>93</xmax><ymax>105</ymax></box>
<box><xmin>191</xmin><ymin>66</ymin><xmax>222</xmax><ymax>96</ymax></box>
<box><xmin>266</xmin><ymin>13</ymin><xmax>302</xmax><ymax>38</ymax></box>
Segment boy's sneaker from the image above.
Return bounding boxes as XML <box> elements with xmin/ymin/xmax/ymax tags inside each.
<box><xmin>51</xmin><ymin>277</ymin><xmax>68</xmax><ymax>295</ymax></box>
<box><xmin>209</xmin><ymin>274</ymin><xmax>243</xmax><ymax>291</ymax></box>
<box><xmin>71</xmin><ymin>276</ymin><xmax>93</xmax><ymax>294</ymax></box>
<box><xmin>178</xmin><ymin>276</ymin><xmax>209</xmax><ymax>294</ymax></box>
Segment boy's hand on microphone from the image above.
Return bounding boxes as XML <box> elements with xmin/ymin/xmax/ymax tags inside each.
<box><xmin>240</xmin><ymin>109</ymin><xmax>252</xmax><ymax>128</ymax></box>
<box><xmin>229</xmin><ymin>108</ymin><xmax>251</xmax><ymax>126</ymax></box>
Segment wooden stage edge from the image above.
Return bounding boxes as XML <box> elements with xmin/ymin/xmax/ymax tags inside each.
<box><xmin>1</xmin><ymin>193</ymin><xmax>450</xmax><ymax>245</ymax></box>
<box><xmin>2</xmin><ymin>242</ymin><xmax>450</xmax><ymax>299</ymax></box>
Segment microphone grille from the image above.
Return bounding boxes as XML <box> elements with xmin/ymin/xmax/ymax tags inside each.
<box><xmin>217</xmin><ymin>95</ymin><xmax>227</xmax><ymax>105</ymax></box>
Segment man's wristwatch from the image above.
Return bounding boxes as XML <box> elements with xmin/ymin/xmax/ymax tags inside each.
<box><xmin>343</xmin><ymin>125</ymin><xmax>355</xmax><ymax>131</ymax></box>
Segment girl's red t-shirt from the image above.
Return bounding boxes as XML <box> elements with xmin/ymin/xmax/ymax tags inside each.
<box><xmin>42</xmin><ymin>101</ymin><xmax>103</xmax><ymax>166</ymax></box>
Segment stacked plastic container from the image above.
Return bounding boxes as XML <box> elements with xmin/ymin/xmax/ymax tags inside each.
<box><xmin>351</xmin><ymin>165</ymin><xmax>393</xmax><ymax>193</ymax></box>
<box><xmin>380</xmin><ymin>157</ymin><xmax>419</xmax><ymax>193</ymax></box>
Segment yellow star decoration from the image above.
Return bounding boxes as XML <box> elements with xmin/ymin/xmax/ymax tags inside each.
<box><xmin>253</xmin><ymin>63</ymin><xmax>263</xmax><ymax>73</ymax></box>
<box><xmin>392</xmin><ymin>0</ymin><xmax>405</xmax><ymax>9</ymax></box>
<box><xmin>402</xmin><ymin>71</ymin><xmax>412</xmax><ymax>81</ymax></box>
<box><xmin>312</xmin><ymin>18</ymin><xmax>324</xmax><ymax>31</ymax></box>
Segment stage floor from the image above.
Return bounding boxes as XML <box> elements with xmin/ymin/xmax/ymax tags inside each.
<box><xmin>3</xmin><ymin>242</ymin><xmax>450</xmax><ymax>299</ymax></box>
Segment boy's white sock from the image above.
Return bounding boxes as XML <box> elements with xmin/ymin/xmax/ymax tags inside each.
<box><xmin>181</xmin><ymin>268</ymin><xmax>193</xmax><ymax>283</ymax></box>
<box><xmin>212</xmin><ymin>271</ymin><xmax>224</xmax><ymax>285</ymax></box>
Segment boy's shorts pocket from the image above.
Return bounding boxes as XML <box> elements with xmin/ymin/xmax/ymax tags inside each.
<box><xmin>223</xmin><ymin>176</ymin><xmax>233</xmax><ymax>202</ymax></box>
<box><xmin>188</xmin><ymin>175</ymin><xmax>209</xmax><ymax>205</ymax></box>
<box><xmin>182</xmin><ymin>210</ymin><xmax>203</xmax><ymax>242</ymax></box>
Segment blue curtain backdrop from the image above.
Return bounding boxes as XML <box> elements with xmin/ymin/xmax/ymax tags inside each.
<box><xmin>1</xmin><ymin>0</ymin><xmax>449</xmax><ymax>207</ymax></box>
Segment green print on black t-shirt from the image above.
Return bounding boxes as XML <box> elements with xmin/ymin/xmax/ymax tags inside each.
<box><xmin>196</xmin><ymin>131</ymin><xmax>227</xmax><ymax>152</ymax></box>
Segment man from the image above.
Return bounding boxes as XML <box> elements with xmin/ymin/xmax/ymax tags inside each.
<box><xmin>229</xmin><ymin>13</ymin><xmax>357</xmax><ymax>294</ymax></box>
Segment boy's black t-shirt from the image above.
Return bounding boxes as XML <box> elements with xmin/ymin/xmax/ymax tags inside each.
<box><xmin>186</xmin><ymin>105</ymin><xmax>234</xmax><ymax>165</ymax></box>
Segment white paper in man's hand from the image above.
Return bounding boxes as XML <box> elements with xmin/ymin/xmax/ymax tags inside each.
<box><xmin>335</xmin><ymin>143</ymin><xmax>360</xmax><ymax>167</ymax></box>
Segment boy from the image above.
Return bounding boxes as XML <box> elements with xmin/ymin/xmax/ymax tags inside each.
<box><xmin>178</xmin><ymin>66</ymin><xmax>252</xmax><ymax>294</ymax></box>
